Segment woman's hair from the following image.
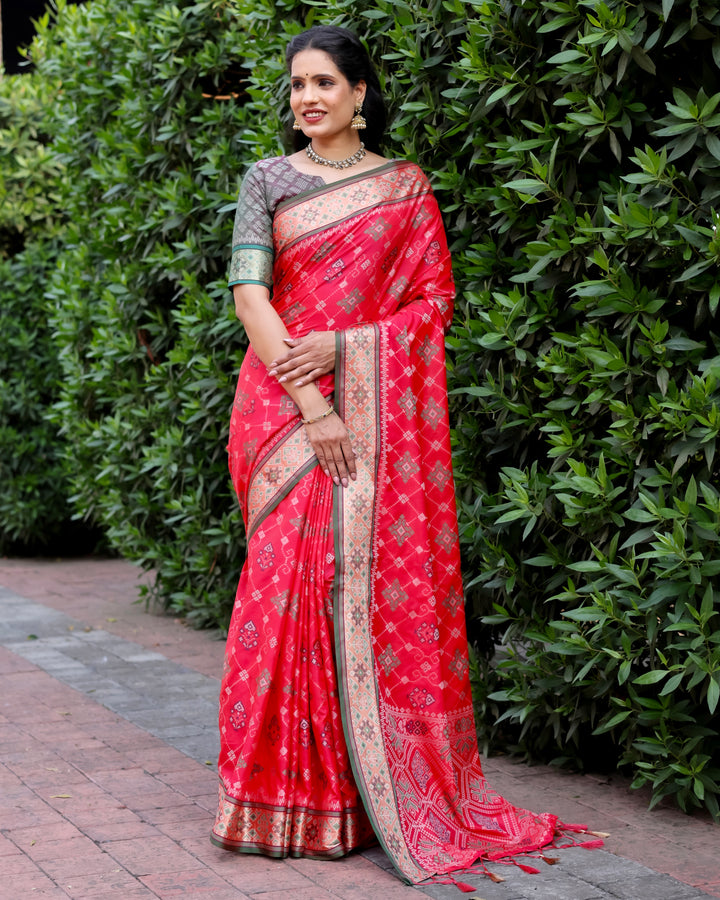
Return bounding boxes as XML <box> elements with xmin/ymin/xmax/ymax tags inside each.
<box><xmin>286</xmin><ymin>26</ymin><xmax>387</xmax><ymax>154</ymax></box>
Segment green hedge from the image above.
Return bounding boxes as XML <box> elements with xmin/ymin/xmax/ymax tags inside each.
<box><xmin>0</xmin><ymin>74</ymin><xmax>74</xmax><ymax>551</ymax></box>
<box><xmin>10</xmin><ymin>0</ymin><xmax>720</xmax><ymax>816</ymax></box>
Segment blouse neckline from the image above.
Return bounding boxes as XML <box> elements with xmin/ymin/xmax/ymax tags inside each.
<box><xmin>278</xmin><ymin>155</ymin><xmax>404</xmax><ymax>192</ymax></box>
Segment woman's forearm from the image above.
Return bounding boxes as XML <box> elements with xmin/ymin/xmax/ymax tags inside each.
<box><xmin>233</xmin><ymin>283</ymin><xmax>331</xmax><ymax>420</ymax></box>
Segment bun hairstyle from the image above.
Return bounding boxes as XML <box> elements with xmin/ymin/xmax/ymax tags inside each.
<box><xmin>286</xmin><ymin>26</ymin><xmax>387</xmax><ymax>154</ymax></box>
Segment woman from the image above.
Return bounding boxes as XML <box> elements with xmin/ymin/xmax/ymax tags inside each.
<box><xmin>211</xmin><ymin>25</ymin><xmax>599</xmax><ymax>887</ymax></box>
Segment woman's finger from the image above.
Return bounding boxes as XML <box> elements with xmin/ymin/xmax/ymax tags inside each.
<box><xmin>342</xmin><ymin>438</ymin><xmax>357</xmax><ymax>481</ymax></box>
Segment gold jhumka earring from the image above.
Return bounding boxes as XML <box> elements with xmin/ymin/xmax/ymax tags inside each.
<box><xmin>293</xmin><ymin>119</ymin><xmax>302</xmax><ymax>131</ymax></box>
<box><xmin>351</xmin><ymin>103</ymin><xmax>367</xmax><ymax>130</ymax></box>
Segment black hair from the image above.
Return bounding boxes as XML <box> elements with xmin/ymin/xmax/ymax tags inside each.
<box><xmin>285</xmin><ymin>26</ymin><xmax>387</xmax><ymax>154</ymax></box>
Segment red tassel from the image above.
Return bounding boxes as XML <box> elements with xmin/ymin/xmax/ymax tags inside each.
<box><xmin>542</xmin><ymin>855</ymin><xmax>559</xmax><ymax>865</ymax></box>
<box><xmin>579</xmin><ymin>839</ymin><xmax>604</xmax><ymax>849</ymax></box>
<box><xmin>559</xmin><ymin>822</ymin><xmax>589</xmax><ymax>833</ymax></box>
<box><xmin>517</xmin><ymin>863</ymin><xmax>541</xmax><ymax>874</ymax></box>
<box><xmin>428</xmin><ymin>874</ymin><xmax>483</xmax><ymax>893</ymax></box>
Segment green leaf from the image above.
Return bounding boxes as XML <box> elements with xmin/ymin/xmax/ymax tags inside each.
<box><xmin>633</xmin><ymin>670</ymin><xmax>668</xmax><ymax>685</ymax></box>
<box><xmin>503</xmin><ymin>178</ymin><xmax>548</xmax><ymax>195</ymax></box>
<box><xmin>708</xmin><ymin>679</ymin><xmax>720</xmax><ymax>715</ymax></box>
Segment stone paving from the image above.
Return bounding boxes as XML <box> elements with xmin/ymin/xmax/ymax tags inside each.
<box><xmin>0</xmin><ymin>558</ymin><xmax>718</xmax><ymax>899</ymax></box>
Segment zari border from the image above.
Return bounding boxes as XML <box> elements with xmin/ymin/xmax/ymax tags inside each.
<box><xmin>211</xmin><ymin>784</ymin><xmax>371</xmax><ymax>860</ymax></box>
<box><xmin>333</xmin><ymin>326</ymin><xmax>427</xmax><ymax>886</ymax></box>
<box><xmin>274</xmin><ymin>161</ymin><xmax>430</xmax><ymax>257</ymax></box>
<box><xmin>245</xmin><ymin>419</ymin><xmax>321</xmax><ymax>541</ymax></box>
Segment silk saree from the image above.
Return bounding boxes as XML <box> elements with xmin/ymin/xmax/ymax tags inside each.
<box><xmin>212</xmin><ymin>158</ymin><xmax>594</xmax><ymax>885</ymax></box>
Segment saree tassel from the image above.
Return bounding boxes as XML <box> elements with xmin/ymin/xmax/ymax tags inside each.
<box><xmin>558</xmin><ymin>822</ymin><xmax>589</xmax><ymax>833</ymax></box>
<box><xmin>517</xmin><ymin>863</ymin><xmax>542</xmax><ymax>874</ymax></box>
<box><xmin>464</xmin><ymin>861</ymin><xmax>506</xmax><ymax>884</ymax></box>
<box><xmin>427</xmin><ymin>860</ymin><xmax>507</xmax><ymax>891</ymax></box>
<box><xmin>491</xmin><ymin>858</ymin><xmax>541</xmax><ymax>875</ymax></box>
<box><xmin>452</xmin><ymin>877</ymin><xmax>480</xmax><ymax>893</ymax></box>
<box><xmin>552</xmin><ymin>824</ymin><xmax>606</xmax><ymax>851</ymax></box>
<box><xmin>426</xmin><ymin>875</ymin><xmax>480</xmax><ymax>893</ymax></box>
<box><xmin>493</xmin><ymin>859</ymin><xmax>541</xmax><ymax>875</ymax></box>
<box><xmin>541</xmin><ymin>855</ymin><xmax>560</xmax><ymax>865</ymax></box>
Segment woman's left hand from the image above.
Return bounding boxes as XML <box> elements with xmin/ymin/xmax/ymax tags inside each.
<box><xmin>268</xmin><ymin>331</ymin><xmax>336</xmax><ymax>386</ymax></box>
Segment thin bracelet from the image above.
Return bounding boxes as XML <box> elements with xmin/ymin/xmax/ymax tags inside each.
<box><xmin>301</xmin><ymin>406</ymin><xmax>334</xmax><ymax>425</ymax></box>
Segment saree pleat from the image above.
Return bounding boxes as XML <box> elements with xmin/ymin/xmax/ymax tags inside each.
<box><xmin>214</xmin><ymin>160</ymin><xmax>593</xmax><ymax>883</ymax></box>
<box><xmin>213</xmin><ymin>459</ymin><xmax>374</xmax><ymax>856</ymax></box>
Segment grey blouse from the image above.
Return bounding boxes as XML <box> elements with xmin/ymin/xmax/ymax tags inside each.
<box><xmin>228</xmin><ymin>156</ymin><xmax>324</xmax><ymax>290</ymax></box>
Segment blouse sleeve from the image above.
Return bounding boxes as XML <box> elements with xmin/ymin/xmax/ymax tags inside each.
<box><xmin>227</xmin><ymin>162</ymin><xmax>274</xmax><ymax>290</ymax></box>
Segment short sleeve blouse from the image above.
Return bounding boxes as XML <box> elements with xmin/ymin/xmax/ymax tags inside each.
<box><xmin>228</xmin><ymin>157</ymin><xmax>324</xmax><ymax>290</ymax></box>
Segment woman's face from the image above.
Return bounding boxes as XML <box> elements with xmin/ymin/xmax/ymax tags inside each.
<box><xmin>290</xmin><ymin>49</ymin><xmax>365</xmax><ymax>143</ymax></box>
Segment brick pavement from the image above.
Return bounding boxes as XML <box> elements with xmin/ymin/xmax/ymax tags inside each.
<box><xmin>0</xmin><ymin>557</ymin><xmax>717</xmax><ymax>899</ymax></box>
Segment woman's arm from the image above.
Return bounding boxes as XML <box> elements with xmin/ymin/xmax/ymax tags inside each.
<box><xmin>233</xmin><ymin>284</ymin><xmax>356</xmax><ymax>486</ymax></box>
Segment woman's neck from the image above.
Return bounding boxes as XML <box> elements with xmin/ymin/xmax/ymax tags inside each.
<box><xmin>308</xmin><ymin>132</ymin><xmax>363</xmax><ymax>160</ymax></box>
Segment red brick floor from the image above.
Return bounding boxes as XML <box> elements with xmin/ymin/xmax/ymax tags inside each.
<box><xmin>1</xmin><ymin>557</ymin><xmax>718</xmax><ymax>898</ymax></box>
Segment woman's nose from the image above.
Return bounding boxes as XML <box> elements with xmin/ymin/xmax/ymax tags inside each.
<box><xmin>301</xmin><ymin>84</ymin><xmax>318</xmax><ymax>104</ymax></box>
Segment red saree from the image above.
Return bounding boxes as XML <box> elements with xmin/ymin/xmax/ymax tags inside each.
<box><xmin>212</xmin><ymin>159</ymin><xmax>592</xmax><ymax>884</ymax></box>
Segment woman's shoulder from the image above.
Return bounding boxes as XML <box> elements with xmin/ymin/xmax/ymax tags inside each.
<box><xmin>244</xmin><ymin>155</ymin><xmax>287</xmax><ymax>179</ymax></box>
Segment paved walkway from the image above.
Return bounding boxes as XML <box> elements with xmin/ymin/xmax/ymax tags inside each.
<box><xmin>0</xmin><ymin>557</ymin><xmax>717</xmax><ymax>899</ymax></box>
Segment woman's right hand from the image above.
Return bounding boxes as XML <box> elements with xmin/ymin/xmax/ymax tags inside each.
<box><xmin>305</xmin><ymin>412</ymin><xmax>357</xmax><ymax>487</ymax></box>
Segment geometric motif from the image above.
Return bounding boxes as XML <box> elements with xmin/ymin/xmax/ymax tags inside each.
<box><xmin>421</xmin><ymin>396</ymin><xmax>445</xmax><ymax>430</ymax></box>
<box><xmin>416</xmin><ymin>621</ymin><xmax>440</xmax><ymax>644</ymax></box>
<box><xmin>229</xmin><ymin>700</ymin><xmax>247</xmax><ymax>730</ymax></box>
<box><xmin>396</xmin><ymin>387</ymin><xmax>416</xmax><ymax>418</ymax></box>
<box><xmin>408</xmin><ymin>686</ymin><xmax>436</xmax><ymax>709</ymax></box>
<box><xmin>376</xmin><ymin>643</ymin><xmax>401</xmax><ymax>675</ymax></box>
<box><xmin>394</xmin><ymin>451</ymin><xmax>420</xmax><ymax>484</ymax></box>
<box><xmin>381</xmin><ymin>578</ymin><xmax>408</xmax><ymax>611</ymax></box>
<box><xmin>388</xmin><ymin>514</ymin><xmax>414</xmax><ymax>547</ymax></box>
<box><xmin>448</xmin><ymin>647</ymin><xmax>470</xmax><ymax>678</ymax></box>
<box><xmin>443</xmin><ymin>585</ymin><xmax>464</xmax><ymax>616</ymax></box>
<box><xmin>427</xmin><ymin>459</ymin><xmax>452</xmax><ymax>489</ymax></box>
<box><xmin>237</xmin><ymin>620</ymin><xmax>259</xmax><ymax>650</ymax></box>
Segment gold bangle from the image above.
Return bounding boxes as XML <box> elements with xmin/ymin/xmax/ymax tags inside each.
<box><xmin>301</xmin><ymin>406</ymin><xmax>334</xmax><ymax>425</ymax></box>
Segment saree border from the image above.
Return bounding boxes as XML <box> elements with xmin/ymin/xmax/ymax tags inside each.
<box><xmin>211</xmin><ymin>785</ymin><xmax>372</xmax><ymax>860</ymax></box>
<box><xmin>274</xmin><ymin>161</ymin><xmax>430</xmax><ymax>257</ymax></box>
<box><xmin>333</xmin><ymin>326</ymin><xmax>427</xmax><ymax>886</ymax></box>
<box><xmin>245</xmin><ymin>419</ymin><xmax>319</xmax><ymax>541</ymax></box>
<box><xmin>276</xmin><ymin>159</ymin><xmax>403</xmax><ymax>212</ymax></box>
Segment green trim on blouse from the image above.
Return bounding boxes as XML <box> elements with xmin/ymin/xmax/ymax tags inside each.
<box><xmin>229</xmin><ymin>244</ymin><xmax>273</xmax><ymax>289</ymax></box>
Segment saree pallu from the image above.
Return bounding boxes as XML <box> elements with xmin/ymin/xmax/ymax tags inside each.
<box><xmin>212</xmin><ymin>161</ymin><xmax>568</xmax><ymax>884</ymax></box>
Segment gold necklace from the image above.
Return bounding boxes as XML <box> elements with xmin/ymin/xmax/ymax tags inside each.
<box><xmin>306</xmin><ymin>142</ymin><xmax>366</xmax><ymax>170</ymax></box>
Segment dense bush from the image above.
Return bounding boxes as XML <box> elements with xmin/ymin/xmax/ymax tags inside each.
<box><xmin>436</xmin><ymin>0</ymin><xmax>720</xmax><ymax>820</ymax></box>
<box><xmin>0</xmin><ymin>74</ymin><xmax>73</xmax><ymax>551</ymax></box>
<box><xmin>13</xmin><ymin>0</ymin><xmax>720</xmax><ymax>815</ymax></box>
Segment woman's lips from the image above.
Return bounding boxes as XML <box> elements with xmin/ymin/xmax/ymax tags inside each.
<box><xmin>303</xmin><ymin>110</ymin><xmax>326</xmax><ymax>121</ymax></box>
